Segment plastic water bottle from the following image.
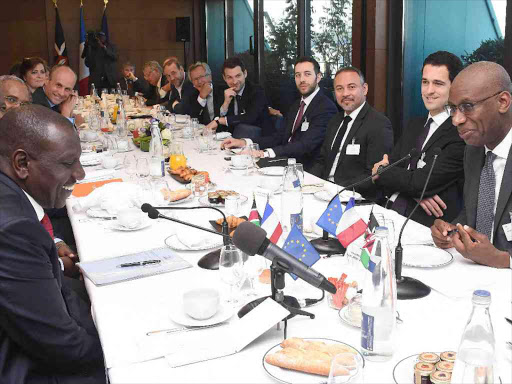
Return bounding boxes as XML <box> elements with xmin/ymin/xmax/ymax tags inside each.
<box><xmin>149</xmin><ymin>120</ymin><xmax>165</xmax><ymax>178</ymax></box>
<box><xmin>451</xmin><ymin>290</ymin><xmax>496</xmax><ymax>383</ymax></box>
<box><xmin>281</xmin><ymin>158</ymin><xmax>303</xmax><ymax>232</ymax></box>
<box><xmin>90</xmin><ymin>83</ymin><xmax>97</xmax><ymax>98</ymax></box>
<box><xmin>361</xmin><ymin>226</ymin><xmax>397</xmax><ymax>361</ymax></box>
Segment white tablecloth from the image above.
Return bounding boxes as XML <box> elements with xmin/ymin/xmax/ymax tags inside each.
<box><xmin>67</xmin><ymin>137</ymin><xmax>512</xmax><ymax>383</ymax></box>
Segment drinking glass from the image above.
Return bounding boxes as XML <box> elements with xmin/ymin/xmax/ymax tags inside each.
<box><xmin>101</xmin><ymin>88</ymin><xmax>108</xmax><ymax>97</ymax></box>
<box><xmin>152</xmin><ymin>179</ymin><xmax>169</xmax><ymax>206</ymax></box>
<box><xmin>247</xmin><ymin>143</ymin><xmax>260</xmax><ymax>175</ymax></box>
<box><xmin>191</xmin><ymin>174</ymin><xmax>208</xmax><ymax>197</ymax></box>
<box><xmin>203</xmin><ymin>126</ymin><xmax>216</xmax><ymax>154</ymax></box>
<box><xmin>327</xmin><ymin>352</ymin><xmax>364</xmax><ymax>383</ymax></box>
<box><xmin>243</xmin><ymin>253</ymin><xmax>266</xmax><ymax>296</ymax></box>
<box><xmin>110</xmin><ymin>88</ymin><xmax>116</xmax><ymax>95</ymax></box>
<box><xmin>374</xmin><ymin>213</ymin><xmax>396</xmax><ymax>248</ymax></box>
<box><xmin>296</xmin><ymin>163</ymin><xmax>304</xmax><ymax>186</ymax></box>
<box><xmin>136</xmin><ymin>157</ymin><xmax>150</xmax><ymax>178</ymax></box>
<box><xmin>123</xmin><ymin>154</ymin><xmax>136</xmax><ymax>181</ymax></box>
<box><xmin>219</xmin><ymin>244</ymin><xmax>245</xmax><ymax>305</ymax></box>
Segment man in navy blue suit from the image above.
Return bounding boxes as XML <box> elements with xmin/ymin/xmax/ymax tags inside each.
<box><xmin>222</xmin><ymin>57</ymin><xmax>337</xmax><ymax>170</ymax></box>
<box><xmin>0</xmin><ymin>105</ymin><xmax>105</xmax><ymax>383</ymax></box>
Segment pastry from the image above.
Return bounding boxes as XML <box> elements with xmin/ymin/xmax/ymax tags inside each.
<box><xmin>168</xmin><ymin>189</ymin><xmax>191</xmax><ymax>202</ymax></box>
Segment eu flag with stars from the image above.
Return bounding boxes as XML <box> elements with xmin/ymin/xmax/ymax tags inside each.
<box><xmin>283</xmin><ymin>224</ymin><xmax>321</xmax><ymax>280</ymax></box>
<box><xmin>316</xmin><ymin>195</ymin><xmax>343</xmax><ymax>236</ymax></box>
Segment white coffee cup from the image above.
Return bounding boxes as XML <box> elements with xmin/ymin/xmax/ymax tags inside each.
<box><xmin>182</xmin><ymin>288</ymin><xmax>220</xmax><ymax>320</ymax></box>
<box><xmin>225</xmin><ymin>195</ymin><xmax>241</xmax><ymax>216</ymax></box>
<box><xmin>117</xmin><ymin>139</ymin><xmax>129</xmax><ymax>151</ymax></box>
<box><xmin>102</xmin><ymin>156</ymin><xmax>118</xmax><ymax>169</ymax></box>
<box><xmin>118</xmin><ymin>208</ymin><xmax>143</xmax><ymax>229</ymax></box>
<box><xmin>232</xmin><ymin>154</ymin><xmax>251</xmax><ymax>168</ymax></box>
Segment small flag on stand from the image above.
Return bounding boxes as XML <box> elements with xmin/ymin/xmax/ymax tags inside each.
<box><xmin>316</xmin><ymin>195</ymin><xmax>343</xmax><ymax>236</ymax></box>
<box><xmin>283</xmin><ymin>225</ymin><xmax>320</xmax><ymax>280</ymax></box>
<box><xmin>53</xmin><ymin>1</ymin><xmax>68</xmax><ymax>65</ymax></box>
<box><xmin>336</xmin><ymin>198</ymin><xmax>368</xmax><ymax>248</ymax></box>
<box><xmin>261</xmin><ymin>197</ymin><xmax>283</xmax><ymax>244</ymax></box>
<box><xmin>101</xmin><ymin>1</ymin><xmax>110</xmax><ymax>42</ymax></box>
<box><xmin>360</xmin><ymin>235</ymin><xmax>378</xmax><ymax>272</ymax></box>
<box><xmin>367</xmin><ymin>208</ymin><xmax>379</xmax><ymax>234</ymax></box>
<box><xmin>248</xmin><ymin>194</ymin><xmax>260</xmax><ymax>226</ymax></box>
<box><xmin>78</xmin><ymin>2</ymin><xmax>90</xmax><ymax>96</ymax></box>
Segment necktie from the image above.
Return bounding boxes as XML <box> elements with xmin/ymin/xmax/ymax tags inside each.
<box><xmin>235</xmin><ymin>94</ymin><xmax>243</xmax><ymax>115</ymax></box>
<box><xmin>51</xmin><ymin>104</ymin><xmax>60</xmax><ymax>113</ymax></box>
<box><xmin>410</xmin><ymin>118</ymin><xmax>433</xmax><ymax>170</ymax></box>
<box><xmin>476</xmin><ymin>151</ymin><xmax>497</xmax><ymax>240</ymax></box>
<box><xmin>40</xmin><ymin>213</ymin><xmax>54</xmax><ymax>239</ymax></box>
<box><xmin>325</xmin><ymin>115</ymin><xmax>352</xmax><ymax>175</ymax></box>
<box><xmin>291</xmin><ymin>101</ymin><xmax>306</xmax><ymax>137</ymax></box>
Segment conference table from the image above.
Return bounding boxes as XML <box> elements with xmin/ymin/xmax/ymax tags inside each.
<box><xmin>68</xmin><ymin>127</ymin><xmax>512</xmax><ymax>384</ymax></box>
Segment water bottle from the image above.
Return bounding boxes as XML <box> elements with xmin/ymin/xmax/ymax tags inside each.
<box><xmin>116</xmin><ymin>100</ymin><xmax>127</xmax><ymax>137</ymax></box>
<box><xmin>116</xmin><ymin>82</ymin><xmax>122</xmax><ymax>96</ymax></box>
<box><xmin>451</xmin><ymin>290</ymin><xmax>496</xmax><ymax>383</ymax></box>
<box><xmin>91</xmin><ymin>83</ymin><xmax>97</xmax><ymax>98</ymax></box>
<box><xmin>149</xmin><ymin>120</ymin><xmax>165</xmax><ymax>178</ymax></box>
<box><xmin>361</xmin><ymin>226</ymin><xmax>397</xmax><ymax>361</ymax></box>
<box><xmin>281</xmin><ymin>158</ymin><xmax>303</xmax><ymax>232</ymax></box>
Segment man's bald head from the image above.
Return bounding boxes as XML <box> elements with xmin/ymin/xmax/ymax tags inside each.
<box><xmin>449</xmin><ymin>61</ymin><xmax>512</xmax><ymax>149</ymax></box>
<box><xmin>0</xmin><ymin>104</ymin><xmax>84</xmax><ymax>208</ymax></box>
<box><xmin>45</xmin><ymin>65</ymin><xmax>77</xmax><ymax>106</ymax></box>
<box><xmin>0</xmin><ymin>76</ymin><xmax>31</xmax><ymax>118</ymax></box>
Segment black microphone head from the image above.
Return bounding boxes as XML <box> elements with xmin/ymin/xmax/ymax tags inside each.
<box><xmin>232</xmin><ymin>221</ymin><xmax>268</xmax><ymax>256</ymax></box>
<box><xmin>433</xmin><ymin>147</ymin><xmax>442</xmax><ymax>156</ymax></box>
<box><xmin>147</xmin><ymin>208</ymin><xmax>160</xmax><ymax>219</ymax></box>
<box><xmin>141</xmin><ymin>203</ymin><xmax>152</xmax><ymax>213</ymax></box>
<box><xmin>409</xmin><ymin>148</ymin><xmax>419</xmax><ymax>158</ymax></box>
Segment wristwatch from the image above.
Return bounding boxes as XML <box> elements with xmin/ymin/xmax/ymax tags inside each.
<box><xmin>214</xmin><ymin>117</ymin><xmax>220</xmax><ymax>122</ymax></box>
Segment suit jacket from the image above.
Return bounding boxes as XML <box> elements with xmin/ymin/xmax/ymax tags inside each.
<box><xmin>184</xmin><ymin>87</ymin><xmax>224</xmax><ymax>126</ymax></box>
<box><xmin>0</xmin><ymin>172</ymin><xmax>105</xmax><ymax>384</ymax></box>
<box><xmin>309</xmin><ymin>102</ymin><xmax>393</xmax><ymax>198</ymax></box>
<box><xmin>144</xmin><ymin>76</ymin><xmax>170</xmax><ymax>106</ymax></box>
<box><xmin>377</xmin><ymin>116</ymin><xmax>465</xmax><ymax>227</ymax></box>
<box><xmin>84</xmin><ymin>43</ymin><xmax>118</xmax><ymax>89</ymax></box>
<box><xmin>119</xmin><ymin>76</ymin><xmax>149</xmax><ymax>97</ymax></box>
<box><xmin>454</xmin><ymin>144</ymin><xmax>512</xmax><ymax>254</ymax></box>
<box><xmin>32</xmin><ymin>87</ymin><xmax>57</xmax><ymax>111</ymax></box>
<box><xmin>218</xmin><ymin>80</ymin><xmax>273</xmax><ymax>136</ymax></box>
<box><xmin>169</xmin><ymin>78</ymin><xmax>195</xmax><ymax>114</ymax></box>
<box><xmin>254</xmin><ymin>89</ymin><xmax>337</xmax><ymax>171</ymax></box>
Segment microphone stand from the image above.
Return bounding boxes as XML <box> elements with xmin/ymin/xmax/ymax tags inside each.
<box><xmin>143</xmin><ymin>205</ymin><xmax>230</xmax><ymax>270</ymax></box>
<box><xmin>311</xmin><ymin>152</ymin><xmax>415</xmax><ymax>255</ymax></box>
<box><xmin>395</xmin><ymin>152</ymin><xmax>440</xmax><ymax>300</ymax></box>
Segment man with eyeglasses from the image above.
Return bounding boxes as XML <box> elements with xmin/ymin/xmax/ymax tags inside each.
<box><xmin>371</xmin><ymin>51</ymin><xmax>466</xmax><ymax>227</ymax></box>
<box><xmin>142</xmin><ymin>61</ymin><xmax>169</xmax><ymax>106</ymax></box>
<box><xmin>431</xmin><ymin>61</ymin><xmax>512</xmax><ymax>269</ymax></box>
<box><xmin>183</xmin><ymin>62</ymin><xmax>224</xmax><ymax>126</ymax></box>
<box><xmin>0</xmin><ymin>75</ymin><xmax>32</xmax><ymax>118</ymax></box>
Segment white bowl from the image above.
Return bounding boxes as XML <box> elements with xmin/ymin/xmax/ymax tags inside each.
<box><xmin>232</xmin><ymin>154</ymin><xmax>251</xmax><ymax>167</ymax></box>
<box><xmin>101</xmin><ymin>156</ymin><xmax>118</xmax><ymax>169</ymax></box>
<box><xmin>182</xmin><ymin>288</ymin><xmax>220</xmax><ymax>320</ymax></box>
<box><xmin>117</xmin><ymin>208</ymin><xmax>143</xmax><ymax>229</ymax></box>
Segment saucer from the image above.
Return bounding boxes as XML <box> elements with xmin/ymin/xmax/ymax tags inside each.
<box><xmin>110</xmin><ymin>220</ymin><xmax>152</xmax><ymax>231</ymax></box>
<box><xmin>169</xmin><ymin>301</ymin><xmax>234</xmax><ymax>327</ymax></box>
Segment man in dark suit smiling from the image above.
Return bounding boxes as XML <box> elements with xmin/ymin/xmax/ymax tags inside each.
<box><xmin>0</xmin><ymin>105</ymin><xmax>105</xmax><ymax>383</ymax></box>
<box><xmin>309</xmin><ymin>66</ymin><xmax>393</xmax><ymax>198</ymax></box>
<box><xmin>222</xmin><ymin>57</ymin><xmax>337</xmax><ymax>170</ymax></box>
<box><xmin>372</xmin><ymin>51</ymin><xmax>465</xmax><ymax>227</ymax></box>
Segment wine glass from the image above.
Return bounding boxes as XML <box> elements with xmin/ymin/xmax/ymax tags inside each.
<box><xmin>327</xmin><ymin>352</ymin><xmax>364</xmax><ymax>383</ymax></box>
<box><xmin>123</xmin><ymin>154</ymin><xmax>136</xmax><ymax>181</ymax></box>
<box><xmin>136</xmin><ymin>157</ymin><xmax>150</xmax><ymax>179</ymax></box>
<box><xmin>219</xmin><ymin>244</ymin><xmax>245</xmax><ymax>305</ymax></box>
<box><xmin>247</xmin><ymin>143</ymin><xmax>260</xmax><ymax>175</ymax></box>
<box><xmin>243</xmin><ymin>252</ymin><xmax>266</xmax><ymax>296</ymax></box>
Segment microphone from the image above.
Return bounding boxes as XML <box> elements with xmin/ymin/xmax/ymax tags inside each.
<box><xmin>233</xmin><ymin>221</ymin><xmax>337</xmax><ymax>294</ymax></box>
<box><xmin>395</xmin><ymin>147</ymin><xmax>441</xmax><ymax>300</ymax></box>
<box><xmin>311</xmin><ymin>148</ymin><xmax>419</xmax><ymax>255</ymax></box>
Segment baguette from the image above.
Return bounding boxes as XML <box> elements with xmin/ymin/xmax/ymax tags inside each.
<box><xmin>264</xmin><ymin>338</ymin><xmax>356</xmax><ymax>377</ymax></box>
<box><xmin>168</xmin><ymin>189</ymin><xmax>191</xmax><ymax>202</ymax></box>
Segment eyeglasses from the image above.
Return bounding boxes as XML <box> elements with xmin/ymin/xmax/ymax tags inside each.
<box><xmin>0</xmin><ymin>96</ymin><xmax>31</xmax><ymax>111</ymax></box>
<box><xmin>446</xmin><ymin>90</ymin><xmax>504</xmax><ymax>116</ymax></box>
<box><xmin>191</xmin><ymin>73</ymin><xmax>210</xmax><ymax>83</ymax></box>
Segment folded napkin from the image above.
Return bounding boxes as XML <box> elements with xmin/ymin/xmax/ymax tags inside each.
<box><xmin>215</xmin><ymin>132</ymin><xmax>231</xmax><ymax>140</ymax></box>
<box><xmin>72</xmin><ymin>182</ymin><xmax>142</xmax><ymax>214</ymax></box>
<box><xmin>175</xmin><ymin>226</ymin><xmax>222</xmax><ymax>249</ymax></box>
<box><xmin>79</xmin><ymin>169</ymin><xmax>116</xmax><ymax>183</ymax></box>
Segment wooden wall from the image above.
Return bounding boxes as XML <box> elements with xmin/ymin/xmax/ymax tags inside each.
<box><xmin>1</xmin><ymin>0</ymin><xmax>197</xmax><ymax>80</ymax></box>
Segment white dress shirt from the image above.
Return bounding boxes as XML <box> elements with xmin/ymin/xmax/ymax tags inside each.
<box><xmin>328</xmin><ymin>101</ymin><xmax>366</xmax><ymax>181</ymax></box>
<box><xmin>197</xmin><ymin>85</ymin><xmax>215</xmax><ymax>121</ymax></box>
<box><xmin>220</xmin><ymin>84</ymin><xmax>246</xmax><ymax>119</ymax></box>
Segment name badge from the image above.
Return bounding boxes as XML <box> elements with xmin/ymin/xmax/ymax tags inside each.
<box><xmin>417</xmin><ymin>152</ymin><xmax>427</xmax><ymax>169</ymax></box>
<box><xmin>346</xmin><ymin>138</ymin><xmax>360</xmax><ymax>155</ymax></box>
<box><xmin>502</xmin><ymin>223</ymin><xmax>512</xmax><ymax>242</ymax></box>
<box><xmin>301</xmin><ymin>120</ymin><xmax>309</xmax><ymax>132</ymax></box>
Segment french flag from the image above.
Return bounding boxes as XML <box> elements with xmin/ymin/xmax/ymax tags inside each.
<box><xmin>78</xmin><ymin>5</ymin><xmax>90</xmax><ymax>96</ymax></box>
<box><xmin>336</xmin><ymin>198</ymin><xmax>368</xmax><ymax>248</ymax></box>
<box><xmin>261</xmin><ymin>202</ymin><xmax>283</xmax><ymax>244</ymax></box>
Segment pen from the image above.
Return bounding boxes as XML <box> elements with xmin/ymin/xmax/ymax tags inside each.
<box><xmin>506</xmin><ymin>317</ymin><xmax>512</xmax><ymax>325</ymax></box>
<box><xmin>119</xmin><ymin>260</ymin><xmax>161</xmax><ymax>268</ymax></box>
<box><xmin>447</xmin><ymin>229</ymin><xmax>459</xmax><ymax>236</ymax></box>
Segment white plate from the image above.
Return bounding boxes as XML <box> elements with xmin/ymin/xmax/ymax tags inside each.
<box><xmin>302</xmin><ymin>184</ymin><xmax>325</xmax><ymax>194</ymax></box>
<box><xmin>169</xmin><ymin>300</ymin><xmax>234</xmax><ymax>327</ymax></box>
<box><xmin>116</xmin><ymin>147</ymin><xmax>134</xmax><ymax>153</ymax></box>
<box><xmin>255</xmin><ymin>186</ymin><xmax>282</xmax><ymax>196</ymax></box>
<box><xmin>393</xmin><ymin>352</ymin><xmax>503</xmax><ymax>384</ymax></box>
<box><xmin>110</xmin><ymin>220</ymin><xmax>152</xmax><ymax>231</ymax></box>
<box><xmin>258</xmin><ymin>166</ymin><xmax>285</xmax><ymax>176</ymax></box>
<box><xmin>229</xmin><ymin>164</ymin><xmax>254</xmax><ymax>171</ymax></box>
<box><xmin>167</xmin><ymin>194</ymin><xmax>195</xmax><ymax>205</ymax></box>
<box><xmin>262</xmin><ymin>338</ymin><xmax>364</xmax><ymax>384</ymax></box>
<box><xmin>401</xmin><ymin>244</ymin><xmax>453</xmax><ymax>268</ymax></box>
<box><xmin>338</xmin><ymin>306</ymin><xmax>361</xmax><ymax>328</ymax></box>
<box><xmin>199</xmin><ymin>194</ymin><xmax>248</xmax><ymax>207</ymax></box>
<box><xmin>314</xmin><ymin>190</ymin><xmax>362</xmax><ymax>203</ymax></box>
<box><xmin>86</xmin><ymin>208</ymin><xmax>117</xmax><ymax>219</ymax></box>
<box><xmin>164</xmin><ymin>234</ymin><xmax>223</xmax><ymax>251</ymax></box>
<box><xmin>81</xmin><ymin>158</ymin><xmax>102</xmax><ymax>166</ymax></box>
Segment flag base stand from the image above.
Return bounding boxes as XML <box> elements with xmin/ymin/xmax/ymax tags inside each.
<box><xmin>238</xmin><ymin>259</ymin><xmax>315</xmax><ymax>339</ymax></box>
<box><xmin>397</xmin><ymin>276</ymin><xmax>431</xmax><ymax>300</ymax></box>
<box><xmin>311</xmin><ymin>230</ymin><xmax>346</xmax><ymax>255</ymax></box>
